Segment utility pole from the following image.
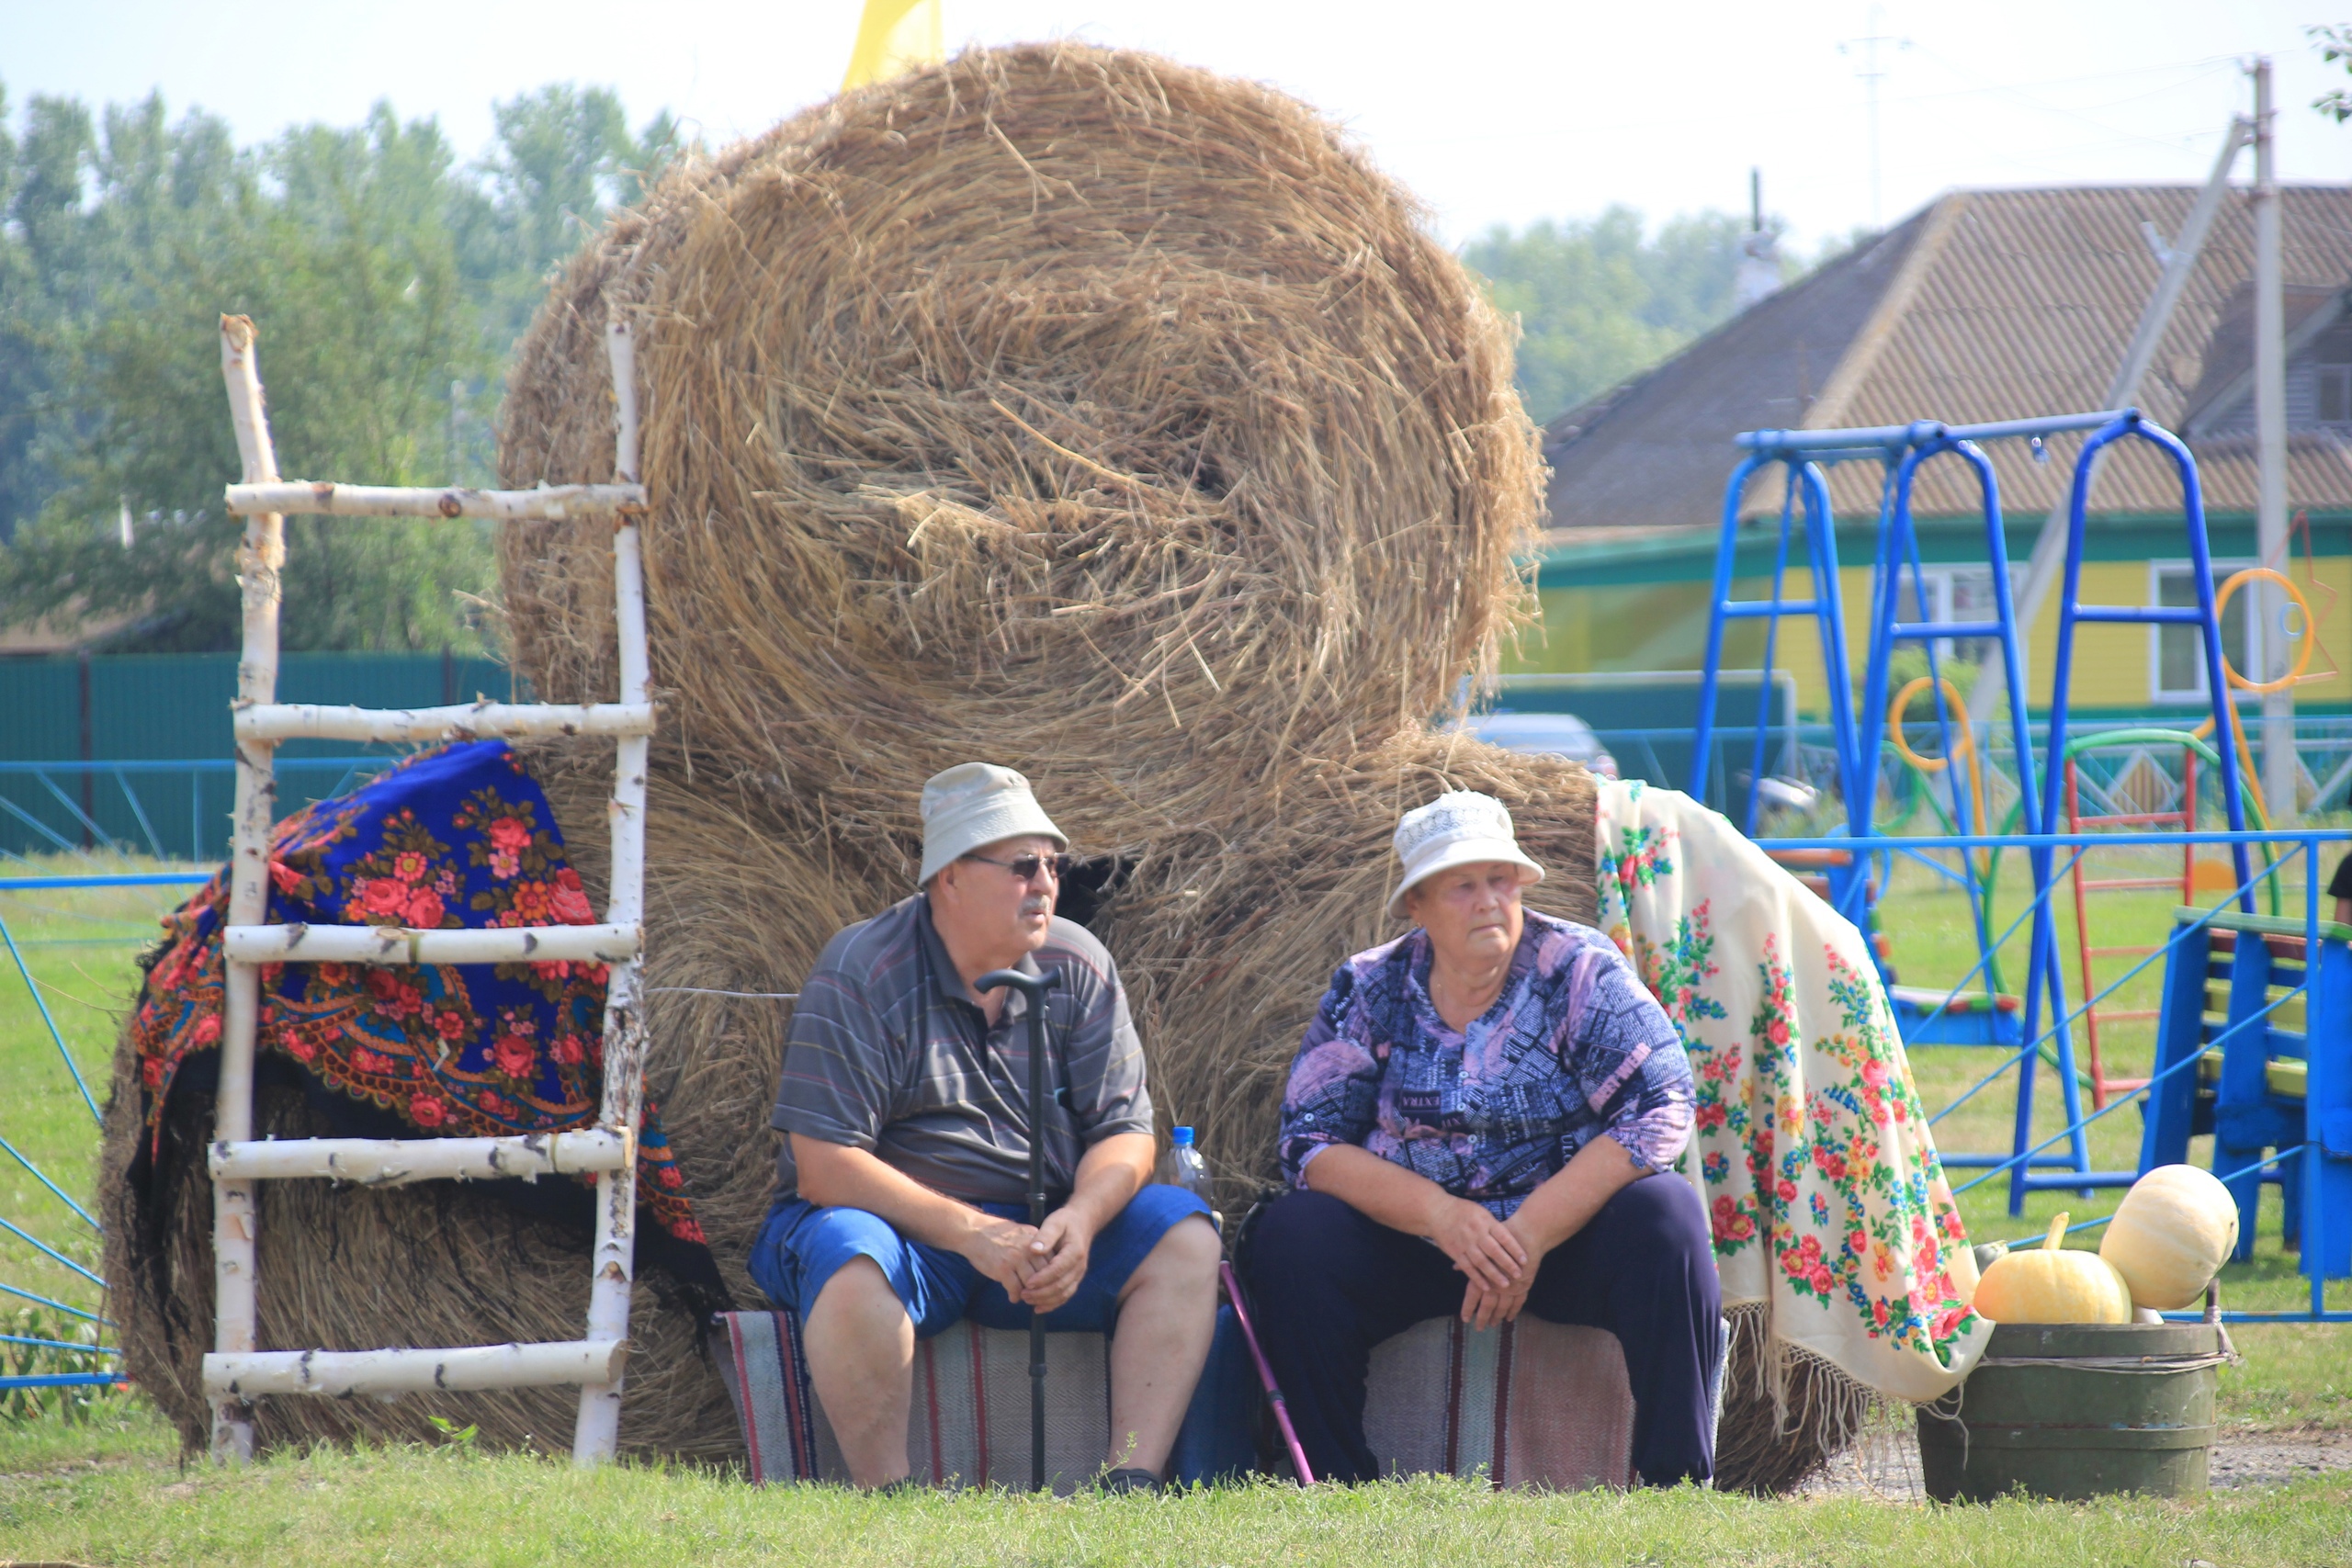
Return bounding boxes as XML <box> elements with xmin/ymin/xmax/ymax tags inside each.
<box><xmin>2251</xmin><ymin>57</ymin><xmax>2296</xmax><ymax>823</ymax></box>
<box><xmin>1841</xmin><ymin>6</ymin><xmax>1909</xmax><ymax>231</ymax></box>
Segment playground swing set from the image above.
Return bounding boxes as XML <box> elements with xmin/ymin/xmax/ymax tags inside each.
<box><xmin>1689</xmin><ymin>406</ymin><xmax>2348</xmax><ymax>1319</ymax></box>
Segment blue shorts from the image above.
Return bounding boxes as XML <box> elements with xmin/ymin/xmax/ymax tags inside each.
<box><xmin>749</xmin><ymin>1183</ymin><xmax>1212</xmax><ymax>1338</ymax></box>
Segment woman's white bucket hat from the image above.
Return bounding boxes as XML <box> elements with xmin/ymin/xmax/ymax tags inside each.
<box><xmin>1386</xmin><ymin>789</ymin><xmax>1544</xmax><ymax>919</ymax></box>
<box><xmin>919</xmin><ymin>762</ymin><xmax>1068</xmax><ymax>886</ymax></box>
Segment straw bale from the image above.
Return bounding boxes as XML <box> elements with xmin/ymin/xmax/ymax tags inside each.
<box><xmin>495</xmin><ymin>41</ymin><xmax>1540</xmax><ymax>877</ymax></box>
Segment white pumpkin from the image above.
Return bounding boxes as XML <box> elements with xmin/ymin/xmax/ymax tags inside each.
<box><xmin>1972</xmin><ymin>1213</ymin><xmax>2132</xmax><ymax>1325</ymax></box>
<box><xmin>2099</xmin><ymin>1164</ymin><xmax>2240</xmax><ymax>1311</ymax></box>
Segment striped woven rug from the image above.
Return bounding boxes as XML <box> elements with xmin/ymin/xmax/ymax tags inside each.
<box><xmin>713</xmin><ymin>1309</ymin><xmax>1646</xmax><ymax>1490</ymax></box>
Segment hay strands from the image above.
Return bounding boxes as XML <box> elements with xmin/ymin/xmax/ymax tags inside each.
<box><xmin>198</xmin><ymin>313</ymin><xmax>657</xmax><ymax>1468</ymax></box>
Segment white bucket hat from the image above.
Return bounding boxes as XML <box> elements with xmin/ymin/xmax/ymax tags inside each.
<box><xmin>1386</xmin><ymin>789</ymin><xmax>1544</xmax><ymax>919</ymax></box>
<box><xmin>918</xmin><ymin>762</ymin><xmax>1068</xmax><ymax>886</ymax></box>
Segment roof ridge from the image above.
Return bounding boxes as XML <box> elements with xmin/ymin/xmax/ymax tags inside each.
<box><xmin>1803</xmin><ymin>191</ymin><xmax>1971</xmax><ymax>432</ymax></box>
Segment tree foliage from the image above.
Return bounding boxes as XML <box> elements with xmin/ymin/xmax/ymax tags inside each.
<box><xmin>2311</xmin><ymin>24</ymin><xmax>2352</xmax><ymax>124</ymax></box>
<box><xmin>0</xmin><ymin>83</ymin><xmax>676</xmax><ymax>653</ymax></box>
<box><xmin>1463</xmin><ymin>207</ymin><xmax>1794</xmax><ymax>426</ymax></box>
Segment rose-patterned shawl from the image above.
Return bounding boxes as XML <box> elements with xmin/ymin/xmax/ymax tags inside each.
<box><xmin>1598</xmin><ymin>779</ymin><xmax>1988</xmax><ymax>1404</ymax></box>
<box><xmin>128</xmin><ymin>739</ymin><xmax>705</xmax><ymax>1253</ymax></box>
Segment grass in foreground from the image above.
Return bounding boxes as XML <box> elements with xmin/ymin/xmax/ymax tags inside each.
<box><xmin>1</xmin><ymin>1442</ymin><xmax>2349</xmax><ymax>1568</ymax></box>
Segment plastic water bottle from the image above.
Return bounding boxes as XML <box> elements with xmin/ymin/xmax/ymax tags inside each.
<box><xmin>1166</xmin><ymin>1125</ymin><xmax>1212</xmax><ymax>1202</ymax></box>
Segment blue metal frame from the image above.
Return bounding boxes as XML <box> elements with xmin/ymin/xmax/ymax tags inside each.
<box><xmin>1697</xmin><ymin>408</ymin><xmax>2257</xmax><ymax>1213</ymax></box>
<box><xmin>1691</xmin><ymin>457</ymin><xmax>1867</xmax><ymax>845</ymax></box>
<box><xmin>1854</xmin><ymin>433</ymin><xmax>2051</xmax><ymax>1062</ymax></box>
<box><xmin>2008</xmin><ymin>412</ymin><xmax>2251</xmax><ymax>1209</ymax></box>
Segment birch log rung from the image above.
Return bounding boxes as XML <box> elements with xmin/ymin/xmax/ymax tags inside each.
<box><xmin>224</xmin><ymin>481</ymin><xmax>645</xmax><ymax>521</ymax></box>
<box><xmin>208</xmin><ymin>1130</ymin><xmax>628</xmax><ymax>1185</ymax></box>
<box><xmin>234</xmin><ymin>701</ymin><xmax>653</xmax><ymax>743</ymax></box>
<box><xmin>203</xmin><ymin>1338</ymin><xmax>628</xmax><ymax>1398</ymax></box>
<box><xmin>222</xmin><ymin>921</ymin><xmax>639</xmax><ymax>965</ymax></box>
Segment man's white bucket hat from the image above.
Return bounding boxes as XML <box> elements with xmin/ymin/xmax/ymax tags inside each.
<box><xmin>1386</xmin><ymin>789</ymin><xmax>1544</xmax><ymax>919</ymax></box>
<box><xmin>919</xmin><ymin>762</ymin><xmax>1068</xmax><ymax>886</ymax></box>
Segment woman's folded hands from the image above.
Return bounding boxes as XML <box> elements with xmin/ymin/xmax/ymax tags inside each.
<box><xmin>1429</xmin><ymin>1195</ymin><xmax>1540</xmax><ymax>1329</ymax></box>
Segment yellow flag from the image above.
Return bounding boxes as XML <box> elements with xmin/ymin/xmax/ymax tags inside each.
<box><xmin>842</xmin><ymin>0</ymin><xmax>944</xmax><ymax>90</ymax></box>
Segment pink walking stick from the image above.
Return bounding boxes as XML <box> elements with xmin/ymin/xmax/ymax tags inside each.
<box><xmin>1219</xmin><ymin>1259</ymin><xmax>1316</xmax><ymax>1484</ymax></box>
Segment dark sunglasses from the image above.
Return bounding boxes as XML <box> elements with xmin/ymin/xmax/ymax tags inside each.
<box><xmin>959</xmin><ymin>851</ymin><xmax>1074</xmax><ymax>884</ymax></box>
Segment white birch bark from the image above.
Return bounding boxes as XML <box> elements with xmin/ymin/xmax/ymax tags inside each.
<box><xmin>573</xmin><ymin>317</ymin><xmax>650</xmax><ymax>1464</ymax></box>
<box><xmin>211</xmin><ymin>315</ymin><xmax>284</xmax><ymax>1464</ymax></box>
<box><xmin>225</xmin><ymin>480</ymin><xmax>641</xmax><ymax>521</ymax></box>
<box><xmin>207</xmin><ymin>1338</ymin><xmax>627</xmax><ymax>1398</ymax></box>
<box><xmin>208</xmin><ymin>1130</ymin><xmax>630</xmax><ymax>1186</ymax></box>
<box><xmin>221</xmin><ymin>921</ymin><xmax>639</xmax><ymax>965</ymax></box>
<box><xmin>234</xmin><ymin>701</ymin><xmax>652</xmax><ymax>744</ymax></box>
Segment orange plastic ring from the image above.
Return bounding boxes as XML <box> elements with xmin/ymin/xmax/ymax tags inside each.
<box><xmin>2211</xmin><ymin>567</ymin><xmax>2314</xmax><ymax>695</ymax></box>
<box><xmin>1888</xmin><ymin>676</ymin><xmax>1969</xmax><ymax>772</ymax></box>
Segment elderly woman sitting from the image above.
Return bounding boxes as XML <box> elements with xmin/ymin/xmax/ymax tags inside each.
<box><xmin>1244</xmin><ymin>790</ymin><xmax>1720</xmax><ymax>1486</ymax></box>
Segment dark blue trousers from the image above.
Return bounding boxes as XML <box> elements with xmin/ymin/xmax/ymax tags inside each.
<box><xmin>1243</xmin><ymin>1178</ymin><xmax>1721</xmax><ymax>1486</ymax></box>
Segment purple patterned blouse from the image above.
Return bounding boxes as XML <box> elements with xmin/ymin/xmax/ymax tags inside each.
<box><xmin>1277</xmin><ymin>910</ymin><xmax>1695</xmax><ymax>1217</ymax></box>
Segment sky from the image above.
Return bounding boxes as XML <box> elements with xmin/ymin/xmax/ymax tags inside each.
<box><xmin>3</xmin><ymin>0</ymin><xmax>2346</xmax><ymax>252</ymax></box>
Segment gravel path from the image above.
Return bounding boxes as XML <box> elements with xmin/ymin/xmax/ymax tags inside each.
<box><xmin>1797</xmin><ymin>1425</ymin><xmax>2352</xmax><ymax>1500</ymax></box>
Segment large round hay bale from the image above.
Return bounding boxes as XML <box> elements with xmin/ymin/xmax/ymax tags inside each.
<box><xmin>496</xmin><ymin>41</ymin><xmax>1540</xmax><ymax>880</ymax></box>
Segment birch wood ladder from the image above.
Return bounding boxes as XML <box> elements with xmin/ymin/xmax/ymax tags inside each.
<box><xmin>201</xmin><ymin>314</ymin><xmax>653</xmax><ymax>1466</ymax></box>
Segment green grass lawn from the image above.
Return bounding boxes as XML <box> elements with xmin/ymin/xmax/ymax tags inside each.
<box><xmin>0</xmin><ymin>1447</ymin><xmax>2346</xmax><ymax>1568</ymax></box>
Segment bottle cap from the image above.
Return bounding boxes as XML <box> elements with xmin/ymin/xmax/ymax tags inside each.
<box><xmin>1171</xmin><ymin>1125</ymin><xmax>1194</xmax><ymax>1146</ymax></box>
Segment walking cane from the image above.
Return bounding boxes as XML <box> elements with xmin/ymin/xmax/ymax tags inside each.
<box><xmin>1218</xmin><ymin>1259</ymin><xmax>1316</xmax><ymax>1484</ymax></box>
<box><xmin>977</xmin><ymin>965</ymin><xmax>1057</xmax><ymax>1493</ymax></box>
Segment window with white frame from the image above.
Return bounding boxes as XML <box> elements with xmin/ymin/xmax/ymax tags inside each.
<box><xmin>1894</xmin><ymin>565</ymin><xmax>2024</xmax><ymax>666</ymax></box>
<box><xmin>2150</xmin><ymin>560</ymin><xmax>2257</xmax><ymax>703</ymax></box>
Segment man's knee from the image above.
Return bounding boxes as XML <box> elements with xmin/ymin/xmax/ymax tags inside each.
<box><xmin>808</xmin><ymin>1254</ymin><xmax>910</xmax><ymax>1332</ymax></box>
<box><xmin>1126</xmin><ymin>1213</ymin><xmax>1221</xmax><ymax>1299</ymax></box>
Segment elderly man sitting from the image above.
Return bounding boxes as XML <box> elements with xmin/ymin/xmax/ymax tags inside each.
<box><xmin>751</xmin><ymin>763</ymin><xmax>1221</xmax><ymax>1492</ymax></box>
<box><xmin>1245</xmin><ymin>790</ymin><xmax>1721</xmax><ymax>1487</ymax></box>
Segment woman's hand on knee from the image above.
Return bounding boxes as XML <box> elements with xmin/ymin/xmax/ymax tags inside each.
<box><xmin>1425</xmin><ymin>1196</ymin><xmax>1526</xmax><ymax>1294</ymax></box>
<box><xmin>1462</xmin><ymin>1271</ymin><xmax>1532</xmax><ymax>1331</ymax></box>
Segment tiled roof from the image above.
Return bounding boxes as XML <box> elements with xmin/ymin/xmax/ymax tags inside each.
<box><xmin>1543</xmin><ymin>184</ymin><xmax>2352</xmax><ymax>530</ymax></box>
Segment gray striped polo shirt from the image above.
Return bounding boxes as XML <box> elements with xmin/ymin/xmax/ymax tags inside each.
<box><xmin>771</xmin><ymin>894</ymin><xmax>1154</xmax><ymax>1205</ymax></box>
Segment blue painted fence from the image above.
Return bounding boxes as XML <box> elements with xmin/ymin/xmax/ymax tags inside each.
<box><xmin>0</xmin><ymin>652</ymin><xmax>514</xmax><ymax>861</ymax></box>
